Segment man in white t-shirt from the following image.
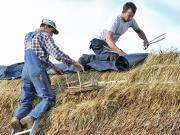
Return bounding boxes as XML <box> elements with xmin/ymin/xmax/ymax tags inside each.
<box><xmin>90</xmin><ymin>2</ymin><xmax>149</xmax><ymax>56</ymax></box>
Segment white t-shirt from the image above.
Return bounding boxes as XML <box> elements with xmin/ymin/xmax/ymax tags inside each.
<box><xmin>94</xmin><ymin>15</ymin><xmax>139</xmax><ymax>43</ymax></box>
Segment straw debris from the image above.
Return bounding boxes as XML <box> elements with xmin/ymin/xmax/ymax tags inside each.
<box><xmin>0</xmin><ymin>52</ymin><xmax>179</xmax><ymax>135</ymax></box>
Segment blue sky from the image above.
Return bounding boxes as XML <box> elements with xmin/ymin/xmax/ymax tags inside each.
<box><xmin>0</xmin><ymin>0</ymin><xmax>179</xmax><ymax>65</ymax></box>
<box><xmin>144</xmin><ymin>1</ymin><xmax>180</xmax><ymax>23</ymax></box>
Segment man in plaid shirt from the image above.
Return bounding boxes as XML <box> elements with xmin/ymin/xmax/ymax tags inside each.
<box><xmin>11</xmin><ymin>19</ymin><xmax>84</xmax><ymax>133</ymax></box>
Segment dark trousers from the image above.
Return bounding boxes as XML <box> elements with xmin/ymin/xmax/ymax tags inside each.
<box><xmin>89</xmin><ymin>38</ymin><xmax>113</xmax><ymax>55</ymax></box>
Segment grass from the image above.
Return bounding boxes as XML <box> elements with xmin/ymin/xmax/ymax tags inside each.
<box><xmin>0</xmin><ymin>51</ymin><xmax>179</xmax><ymax>135</ymax></box>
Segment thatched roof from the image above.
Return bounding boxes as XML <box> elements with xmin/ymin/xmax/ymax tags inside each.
<box><xmin>0</xmin><ymin>52</ymin><xmax>180</xmax><ymax>135</ymax></box>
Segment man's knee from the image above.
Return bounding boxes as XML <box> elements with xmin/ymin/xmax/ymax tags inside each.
<box><xmin>43</xmin><ymin>96</ymin><xmax>56</xmax><ymax>106</ymax></box>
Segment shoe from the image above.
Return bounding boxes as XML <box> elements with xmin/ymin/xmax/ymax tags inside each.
<box><xmin>10</xmin><ymin>117</ymin><xmax>22</xmax><ymax>133</ymax></box>
<box><xmin>20</xmin><ymin>115</ymin><xmax>34</xmax><ymax>129</ymax></box>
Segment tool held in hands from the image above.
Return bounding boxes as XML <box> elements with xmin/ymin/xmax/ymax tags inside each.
<box><xmin>144</xmin><ymin>33</ymin><xmax>167</xmax><ymax>50</ymax></box>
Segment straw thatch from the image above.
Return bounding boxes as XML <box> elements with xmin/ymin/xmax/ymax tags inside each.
<box><xmin>0</xmin><ymin>52</ymin><xmax>179</xmax><ymax>135</ymax></box>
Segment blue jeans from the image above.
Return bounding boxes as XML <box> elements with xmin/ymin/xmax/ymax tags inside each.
<box><xmin>15</xmin><ymin>50</ymin><xmax>55</xmax><ymax>119</ymax></box>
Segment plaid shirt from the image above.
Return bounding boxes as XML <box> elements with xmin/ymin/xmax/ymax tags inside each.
<box><xmin>24</xmin><ymin>29</ymin><xmax>75</xmax><ymax>67</ymax></box>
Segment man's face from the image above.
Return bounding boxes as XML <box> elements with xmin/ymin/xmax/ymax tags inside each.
<box><xmin>44</xmin><ymin>25</ymin><xmax>55</xmax><ymax>36</ymax></box>
<box><xmin>122</xmin><ymin>9</ymin><xmax>135</xmax><ymax>22</ymax></box>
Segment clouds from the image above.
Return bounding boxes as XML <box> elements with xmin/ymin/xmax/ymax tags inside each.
<box><xmin>0</xmin><ymin>0</ymin><xmax>179</xmax><ymax>65</ymax></box>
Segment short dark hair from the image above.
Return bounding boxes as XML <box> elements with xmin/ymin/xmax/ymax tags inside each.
<box><xmin>123</xmin><ymin>2</ymin><xmax>137</xmax><ymax>14</ymax></box>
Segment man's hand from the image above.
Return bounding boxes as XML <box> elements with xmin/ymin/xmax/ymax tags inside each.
<box><xmin>106</xmin><ymin>32</ymin><xmax>126</xmax><ymax>56</ymax></box>
<box><xmin>51</xmin><ymin>66</ymin><xmax>64</xmax><ymax>75</ymax></box>
<box><xmin>73</xmin><ymin>62</ymin><xmax>84</xmax><ymax>72</ymax></box>
<box><xmin>135</xmin><ymin>28</ymin><xmax>149</xmax><ymax>50</ymax></box>
<box><xmin>143</xmin><ymin>39</ymin><xmax>149</xmax><ymax>50</ymax></box>
<box><xmin>117</xmin><ymin>49</ymin><xmax>127</xmax><ymax>56</ymax></box>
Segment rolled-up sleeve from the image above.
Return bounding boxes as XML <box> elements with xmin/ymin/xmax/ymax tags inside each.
<box><xmin>44</xmin><ymin>36</ymin><xmax>75</xmax><ymax>64</ymax></box>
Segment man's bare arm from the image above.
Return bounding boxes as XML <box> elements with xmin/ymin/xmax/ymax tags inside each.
<box><xmin>106</xmin><ymin>31</ymin><xmax>126</xmax><ymax>56</ymax></box>
<box><xmin>135</xmin><ymin>28</ymin><xmax>149</xmax><ymax>49</ymax></box>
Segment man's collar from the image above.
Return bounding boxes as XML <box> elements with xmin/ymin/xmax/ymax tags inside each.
<box><xmin>119</xmin><ymin>14</ymin><xmax>128</xmax><ymax>22</ymax></box>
